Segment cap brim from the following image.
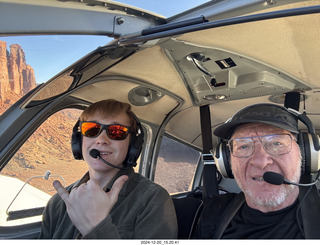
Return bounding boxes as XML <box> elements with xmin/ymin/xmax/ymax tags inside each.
<box><xmin>214</xmin><ymin>120</ymin><xmax>299</xmax><ymax>139</ymax></box>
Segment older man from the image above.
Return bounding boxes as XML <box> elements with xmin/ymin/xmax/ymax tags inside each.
<box><xmin>194</xmin><ymin>103</ymin><xmax>320</xmax><ymax>239</ymax></box>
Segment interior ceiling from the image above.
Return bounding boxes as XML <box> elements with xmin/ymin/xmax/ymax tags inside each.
<box><xmin>70</xmin><ymin>79</ymin><xmax>180</xmax><ymax>126</ymax></box>
<box><xmin>103</xmin><ymin>46</ymin><xmax>191</xmax><ymax>101</ymax></box>
<box><xmin>69</xmin><ymin>0</ymin><xmax>320</xmax><ymax>149</ymax></box>
<box><xmin>177</xmin><ymin>13</ymin><xmax>320</xmax><ymax>89</ymax></box>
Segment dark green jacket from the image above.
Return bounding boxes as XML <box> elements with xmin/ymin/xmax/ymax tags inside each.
<box><xmin>38</xmin><ymin>168</ymin><xmax>178</xmax><ymax>239</ymax></box>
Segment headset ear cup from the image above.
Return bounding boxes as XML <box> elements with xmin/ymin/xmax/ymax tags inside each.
<box><xmin>214</xmin><ymin>141</ymin><xmax>233</xmax><ymax>179</ymax></box>
<box><xmin>308</xmin><ymin>133</ymin><xmax>320</xmax><ymax>173</ymax></box>
<box><xmin>287</xmin><ymin>109</ymin><xmax>320</xmax><ymax>174</ymax></box>
<box><xmin>297</xmin><ymin>131</ymin><xmax>320</xmax><ymax>175</ymax></box>
<box><xmin>71</xmin><ymin>120</ymin><xmax>83</xmax><ymax>160</ymax></box>
<box><xmin>301</xmin><ymin>132</ymin><xmax>320</xmax><ymax>175</ymax></box>
<box><xmin>123</xmin><ymin>116</ymin><xmax>144</xmax><ymax>167</ymax></box>
<box><xmin>224</xmin><ymin>144</ymin><xmax>233</xmax><ymax>178</ymax></box>
<box><xmin>125</xmin><ymin>129</ymin><xmax>144</xmax><ymax>167</ymax></box>
<box><xmin>297</xmin><ymin>131</ymin><xmax>306</xmax><ymax>176</ymax></box>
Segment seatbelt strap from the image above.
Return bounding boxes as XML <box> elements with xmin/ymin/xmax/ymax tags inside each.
<box><xmin>214</xmin><ymin>192</ymin><xmax>245</xmax><ymax>238</ymax></box>
<box><xmin>200</xmin><ymin>105</ymin><xmax>219</xmax><ymax>200</ymax></box>
<box><xmin>299</xmin><ymin>185</ymin><xmax>320</xmax><ymax>238</ymax></box>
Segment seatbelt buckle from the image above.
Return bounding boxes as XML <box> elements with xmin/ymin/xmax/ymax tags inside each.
<box><xmin>202</xmin><ymin>153</ymin><xmax>215</xmax><ymax>165</ymax></box>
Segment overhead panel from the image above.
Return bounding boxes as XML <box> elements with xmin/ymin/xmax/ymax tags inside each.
<box><xmin>161</xmin><ymin>39</ymin><xmax>312</xmax><ymax>106</ymax></box>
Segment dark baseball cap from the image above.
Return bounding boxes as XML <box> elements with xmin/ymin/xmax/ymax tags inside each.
<box><xmin>213</xmin><ymin>103</ymin><xmax>299</xmax><ymax>139</ymax></box>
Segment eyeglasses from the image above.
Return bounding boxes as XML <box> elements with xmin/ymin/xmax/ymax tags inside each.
<box><xmin>80</xmin><ymin>121</ymin><xmax>131</xmax><ymax>140</ymax></box>
<box><xmin>228</xmin><ymin>134</ymin><xmax>294</xmax><ymax>158</ymax></box>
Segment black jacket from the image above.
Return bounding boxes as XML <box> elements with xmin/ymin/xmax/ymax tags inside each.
<box><xmin>193</xmin><ymin>185</ymin><xmax>320</xmax><ymax>239</ymax></box>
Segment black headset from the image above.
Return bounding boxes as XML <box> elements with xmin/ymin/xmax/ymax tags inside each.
<box><xmin>71</xmin><ymin>113</ymin><xmax>144</xmax><ymax>168</ymax></box>
<box><xmin>213</xmin><ymin>106</ymin><xmax>320</xmax><ymax>179</ymax></box>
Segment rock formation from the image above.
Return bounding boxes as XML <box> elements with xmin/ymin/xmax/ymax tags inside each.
<box><xmin>0</xmin><ymin>40</ymin><xmax>36</xmax><ymax>103</ymax></box>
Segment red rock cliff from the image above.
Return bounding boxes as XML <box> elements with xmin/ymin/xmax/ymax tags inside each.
<box><xmin>0</xmin><ymin>40</ymin><xmax>36</xmax><ymax>103</ymax></box>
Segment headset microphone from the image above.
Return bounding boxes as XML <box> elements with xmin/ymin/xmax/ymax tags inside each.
<box><xmin>263</xmin><ymin>171</ymin><xmax>320</xmax><ymax>187</ymax></box>
<box><xmin>89</xmin><ymin>149</ymin><xmax>127</xmax><ymax>170</ymax></box>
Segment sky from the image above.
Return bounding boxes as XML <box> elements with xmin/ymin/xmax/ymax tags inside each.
<box><xmin>1</xmin><ymin>0</ymin><xmax>208</xmax><ymax>84</ymax></box>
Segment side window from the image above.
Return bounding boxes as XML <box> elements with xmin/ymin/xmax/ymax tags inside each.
<box><xmin>154</xmin><ymin>136</ymin><xmax>200</xmax><ymax>194</ymax></box>
<box><xmin>0</xmin><ymin>109</ymin><xmax>87</xmax><ymax>226</ymax></box>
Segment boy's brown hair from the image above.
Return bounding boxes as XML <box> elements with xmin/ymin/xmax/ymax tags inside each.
<box><xmin>80</xmin><ymin>99</ymin><xmax>137</xmax><ymax>134</ymax></box>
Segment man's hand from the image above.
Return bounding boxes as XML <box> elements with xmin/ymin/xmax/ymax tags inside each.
<box><xmin>53</xmin><ymin>175</ymin><xmax>129</xmax><ymax>236</ymax></box>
